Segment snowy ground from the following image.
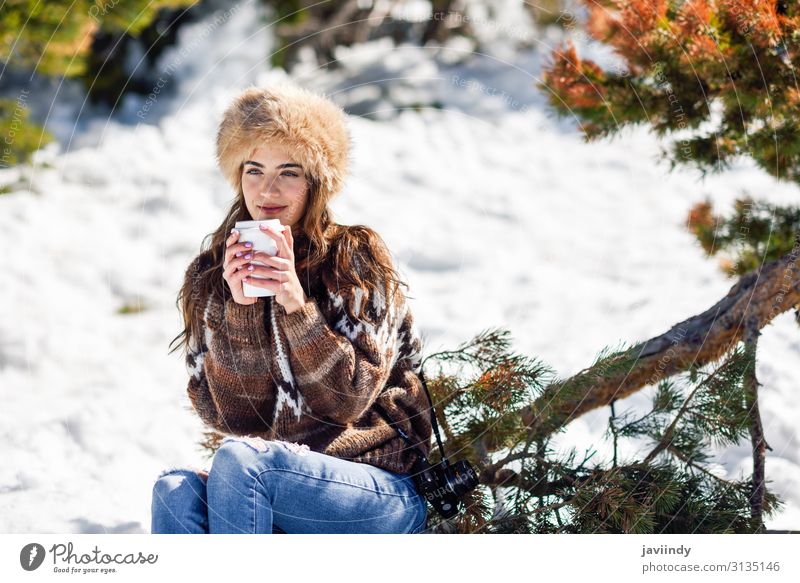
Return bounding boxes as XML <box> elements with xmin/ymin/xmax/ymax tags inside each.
<box><xmin>1</xmin><ymin>0</ymin><xmax>798</xmax><ymax>533</ymax></box>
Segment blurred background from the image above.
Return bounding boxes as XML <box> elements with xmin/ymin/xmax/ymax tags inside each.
<box><xmin>0</xmin><ymin>0</ymin><xmax>798</xmax><ymax>533</ymax></box>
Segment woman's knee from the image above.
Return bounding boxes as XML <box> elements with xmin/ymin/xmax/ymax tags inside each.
<box><xmin>152</xmin><ymin>469</ymin><xmax>206</xmax><ymax>511</ymax></box>
<box><xmin>208</xmin><ymin>437</ymin><xmax>313</xmax><ymax>490</ymax></box>
<box><xmin>209</xmin><ymin>437</ymin><xmax>275</xmax><ymax>478</ymax></box>
<box><xmin>151</xmin><ymin>468</ymin><xmax>209</xmax><ymax>534</ymax></box>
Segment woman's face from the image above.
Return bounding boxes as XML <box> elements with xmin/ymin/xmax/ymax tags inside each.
<box><xmin>241</xmin><ymin>143</ymin><xmax>309</xmax><ymax>229</ymax></box>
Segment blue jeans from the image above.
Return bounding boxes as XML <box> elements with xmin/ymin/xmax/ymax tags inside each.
<box><xmin>151</xmin><ymin>436</ymin><xmax>428</xmax><ymax>534</ymax></box>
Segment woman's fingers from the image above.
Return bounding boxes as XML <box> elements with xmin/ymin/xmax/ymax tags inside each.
<box><xmin>224</xmin><ymin>242</ymin><xmax>254</xmax><ymax>266</ymax></box>
<box><xmin>246</xmin><ymin>252</ymin><xmax>291</xmax><ymax>282</ymax></box>
<box><xmin>285</xmin><ymin>226</ymin><xmax>294</xmax><ymax>251</ymax></box>
<box><xmin>251</xmin><ymin>251</ymin><xmax>290</xmax><ymax>269</ymax></box>
<box><xmin>259</xmin><ymin>225</ymin><xmax>292</xmax><ymax>259</ymax></box>
<box><xmin>223</xmin><ymin>257</ymin><xmax>252</xmax><ymax>280</ymax></box>
<box><xmin>243</xmin><ymin>275</ymin><xmax>278</xmax><ymax>290</ymax></box>
<box><xmin>247</xmin><ymin>264</ymin><xmax>290</xmax><ymax>282</ymax></box>
<box><xmin>225</xmin><ymin>267</ymin><xmax>259</xmax><ymax>304</ymax></box>
<box><xmin>223</xmin><ymin>228</ymin><xmax>293</xmax><ymax>304</ymax></box>
<box><xmin>223</xmin><ymin>271</ymin><xmax>245</xmax><ymax>293</ymax></box>
<box><xmin>224</xmin><ymin>253</ymin><xmax>283</xmax><ymax>279</ymax></box>
<box><xmin>222</xmin><ymin>230</ymin><xmax>261</xmax><ymax>305</ymax></box>
<box><xmin>225</xmin><ymin>231</ymin><xmax>261</xmax><ymax>268</ymax></box>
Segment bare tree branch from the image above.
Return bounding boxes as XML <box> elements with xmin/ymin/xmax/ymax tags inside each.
<box><xmin>744</xmin><ymin>316</ymin><xmax>769</xmax><ymax>532</ymax></box>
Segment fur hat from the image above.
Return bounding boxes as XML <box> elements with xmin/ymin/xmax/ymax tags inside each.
<box><xmin>215</xmin><ymin>82</ymin><xmax>352</xmax><ymax>203</ymax></box>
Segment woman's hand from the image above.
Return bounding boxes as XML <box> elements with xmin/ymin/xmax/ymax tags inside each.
<box><xmin>243</xmin><ymin>224</ymin><xmax>307</xmax><ymax>315</ymax></box>
<box><xmin>222</xmin><ymin>229</ymin><xmax>259</xmax><ymax>306</ymax></box>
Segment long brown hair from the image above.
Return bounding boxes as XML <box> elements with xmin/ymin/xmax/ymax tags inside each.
<box><xmin>167</xmin><ymin>169</ymin><xmax>409</xmax><ymax>357</ymax></box>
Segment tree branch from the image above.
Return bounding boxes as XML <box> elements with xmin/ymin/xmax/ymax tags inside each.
<box><xmin>743</xmin><ymin>316</ymin><xmax>768</xmax><ymax>532</ymax></box>
<box><xmin>642</xmin><ymin>359</ymin><xmax>728</xmax><ymax>464</ymax></box>
<box><xmin>521</xmin><ymin>248</ymin><xmax>800</xmax><ymax>440</ymax></box>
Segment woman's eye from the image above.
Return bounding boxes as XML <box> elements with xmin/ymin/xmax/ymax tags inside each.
<box><xmin>245</xmin><ymin>169</ymin><xmax>297</xmax><ymax>177</ymax></box>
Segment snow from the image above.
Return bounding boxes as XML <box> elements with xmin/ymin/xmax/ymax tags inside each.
<box><xmin>0</xmin><ymin>0</ymin><xmax>797</xmax><ymax>533</ymax></box>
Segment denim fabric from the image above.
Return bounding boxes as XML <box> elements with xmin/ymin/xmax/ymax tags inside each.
<box><xmin>151</xmin><ymin>436</ymin><xmax>428</xmax><ymax>534</ymax></box>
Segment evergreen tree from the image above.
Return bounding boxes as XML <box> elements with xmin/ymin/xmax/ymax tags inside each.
<box><xmin>0</xmin><ymin>0</ymin><xmax>195</xmax><ymax>166</ymax></box>
<box><xmin>541</xmin><ymin>0</ymin><xmax>800</xmax><ymax>273</ymax></box>
<box><xmin>1</xmin><ymin>0</ymin><xmax>194</xmax><ymax>77</ymax></box>
<box><xmin>528</xmin><ymin>0</ymin><xmax>799</xmax><ymax>533</ymax></box>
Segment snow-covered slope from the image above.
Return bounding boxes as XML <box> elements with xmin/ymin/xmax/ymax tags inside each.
<box><xmin>0</xmin><ymin>0</ymin><xmax>797</xmax><ymax>532</ymax></box>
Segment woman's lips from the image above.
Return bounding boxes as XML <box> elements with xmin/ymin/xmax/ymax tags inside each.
<box><xmin>259</xmin><ymin>205</ymin><xmax>286</xmax><ymax>213</ymax></box>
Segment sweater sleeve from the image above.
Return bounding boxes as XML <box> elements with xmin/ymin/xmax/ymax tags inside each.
<box><xmin>184</xmin><ymin>258</ymin><xmax>278</xmax><ymax>436</ymax></box>
<box><xmin>274</xmin><ymin>282</ymin><xmax>405</xmax><ymax>425</ymax></box>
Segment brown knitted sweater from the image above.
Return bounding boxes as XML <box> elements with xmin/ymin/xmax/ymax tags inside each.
<box><xmin>183</xmin><ymin>250</ymin><xmax>432</xmax><ymax>475</ymax></box>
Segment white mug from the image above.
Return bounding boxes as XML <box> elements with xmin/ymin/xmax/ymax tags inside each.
<box><xmin>233</xmin><ymin>219</ymin><xmax>285</xmax><ymax>298</ymax></box>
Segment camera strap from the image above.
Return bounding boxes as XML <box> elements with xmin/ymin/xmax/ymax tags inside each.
<box><xmin>372</xmin><ymin>367</ymin><xmax>449</xmax><ymax>466</ymax></box>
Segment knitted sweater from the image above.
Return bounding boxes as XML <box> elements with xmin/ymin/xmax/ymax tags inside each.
<box><xmin>182</xmin><ymin>249</ymin><xmax>432</xmax><ymax>475</ymax></box>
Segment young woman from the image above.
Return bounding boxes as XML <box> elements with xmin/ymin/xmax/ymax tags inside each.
<box><xmin>151</xmin><ymin>83</ymin><xmax>432</xmax><ymax>534</ymax></box>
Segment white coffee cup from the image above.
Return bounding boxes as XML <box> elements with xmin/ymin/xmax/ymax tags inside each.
<box><xmin>233</xmin><ymin>219</ymin><xmax>285</xmax><ymax>298</ymax></box>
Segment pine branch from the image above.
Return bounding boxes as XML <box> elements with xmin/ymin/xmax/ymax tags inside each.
<box><xmin>521</xmin><ymin>247</ymin><xmax>800</xmax><ymax>440</ymax></box>
<box><xmin>643</xmin><ymin>354</ymin><xmax>735</xmax><ymax>463</ymax></box>
<box><xmin>665</xmin><ymin>444</ymin><xmax>744</xmax><ymax>491</ymax></box>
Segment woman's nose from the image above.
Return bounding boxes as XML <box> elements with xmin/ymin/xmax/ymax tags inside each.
<box><xmin>260</xmin><ymin>178</ymin><xmax>281</xmax><ymax>197</ymax></box>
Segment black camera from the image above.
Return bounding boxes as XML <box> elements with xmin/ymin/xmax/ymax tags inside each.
<box><xmin>411</xmin><ymin>457</ymin><xmax>479</xmax><ymax>519</ymax></box>
<box><xmin>374</xmin><ymin>368</ymin><xmax>481</xmax><ymax>520</ymax></box>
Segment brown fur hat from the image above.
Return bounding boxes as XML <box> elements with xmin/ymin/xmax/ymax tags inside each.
<box><xmin>215</xmin><ymin>82</ymin><xmax>352</xmax><ymax>203</ymax></box>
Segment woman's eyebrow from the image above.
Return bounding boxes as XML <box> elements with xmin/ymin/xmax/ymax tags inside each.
<box><xmin>244</xmin><ymin>160</ymin><xmax>302</xmax><ymax>170</ymax></box>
